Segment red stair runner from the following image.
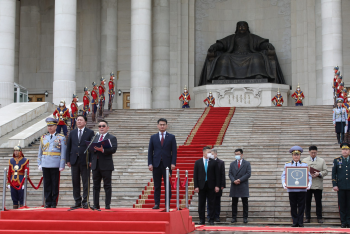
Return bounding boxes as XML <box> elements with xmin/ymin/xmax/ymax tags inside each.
<box><xmin>134</xmin><ymin>107</ymin><xmax>235</xmax><ymax>209</ymax></box>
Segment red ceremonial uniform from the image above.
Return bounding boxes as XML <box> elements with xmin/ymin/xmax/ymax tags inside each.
<box><xmin>108</xmin><ymin>81</ymin><xmax>115</xmax><ymax>95</ymax></box>
<box><xmin>271</xmin><ymin>94</ymin><xmax>284</xmax><ymax>106</ymax></box>
<box><xmin>8</xmin><ymin>155</ymin><xmax>29</xmax><ymax>187</ymax></box>
<box><xmin>70</xmin><ymin>102</ymin><xmax>78</xmax><ymax>118</ymax></box>
<box><xmin>179</xmin><ymin>93</ymin><xmax>191</xmax><ymax>105</ymax></box>
<box><xmin>203</xmin><ymin>96</ymin><xmax>215</xmax><ymax>107</ymax></box>
<box><xmin>337</xmin><ymin>84</ymin><xmax>344</xmax><ymax>96</ymax></box>
<box><xmin>53</xmin><ymin>107</ymin><xmax>70</xmax><ymax>125</ymax></box>
<box><xmin>291</xmin><ymin>90</ymin><xmax>304</xmax><ymax>104</ymax></box>
<box><xmin>99</xmin><ymin>85</ymin><xmax>105</xmax><ymax>100</ymax></box>
<box><xmin>91</xmin><ymin>90</ymin><xmax>98</xmax><ymax>104</ymax></box>
<box><xmin>83</xmin><ymin>94</ymin><xmax>90</xmax><ymax>111</ymax></box>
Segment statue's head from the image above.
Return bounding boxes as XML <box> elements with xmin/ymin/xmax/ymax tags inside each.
<box><xmin>235</xmin><ymin>21</ymin><xmax>250</xmax><ymax>34</ymax></box>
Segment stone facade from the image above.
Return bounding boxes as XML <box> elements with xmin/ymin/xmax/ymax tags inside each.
<box><xmin>0</xmin><ymin>0</ymin><xmax>348</xmax><ymax>108</ymax></box>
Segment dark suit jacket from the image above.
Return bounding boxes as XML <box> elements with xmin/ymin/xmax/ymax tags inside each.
<box><xmin>216</xmin><ymin>158</ymin><xmax>226</xmax><ymax>196</ymax></box>
<box><xmin>228</xmin><ymin>159</ymin><xmax>251</xmax><ymax>197</ymax></box>
<box><xmin>90</xmin><ymin>133</ymin><xmax>118</xmax><ymax>171</ymax></box>
<box><xmin>193</xmin><ymin>158</ymin><xmax>220</xmax><ymax>190</ymax></box>
<box><xmin>148</xmin><ymin>132</ymin><xmax>177</xmax><ymax>168</ymax></box>
<box><xmin>66</xmin><ymin>127</ymin><xmax>95</xmax><ymax>166</ymax></box>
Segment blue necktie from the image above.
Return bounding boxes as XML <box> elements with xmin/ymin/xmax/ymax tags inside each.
<box><xmin>205</xmin><ymin>159</ymin><xmax>208</xmax><ymax>181</ymax></box>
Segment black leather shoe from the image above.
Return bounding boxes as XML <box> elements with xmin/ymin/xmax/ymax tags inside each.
<box><xmin>209</xmin><ymin>220</ymin><xmax>214</xmax><ymax>225</ymax></box>
<box><xmin>231</xmin><ymin>218</ymin><xmax>236</xmax><ymax>223</ymax></box>
<box><xmin>304</xmin><ymin>219</ymin><xmax>310</xmax><ymax>223</ymax></box>
<box><xmin>51</xmin><ymin>205</ymin><xmax>56</xmax><ymax>208</ymax></box>
<box><xmin>105</xmin><ymin>204</ymin><xmax>110</xmax><ymax>209</ymax></box>
<box><xmin>299</xmin><ymin>224</ymin><xmax>304</xmax><ymax>227</ymax></box>
<box><xmin>70</xmin><ymin>204</ymin><xmax>82</xmax><ymax>209</ymax></box>
<box><xmin>44</xmin><ymin>204</ymin><xmax>51</xmax><ymax>208</ymax></box>
<box><xmin>291</xmin><ymin>224</ymin><xmax>298</xmax><ymax>227</ymax></box>
<box><xmin>215</xmin><ymin>217</ymin><xmax>220</xmax><ymax>222</ymax></box>
<box><xmin>341</xmin><ymin>224</ymin><xmax>346</xmax><ymax>228</ymax></box>
<box><xmin>243</xmin><ymin>218</ymin><xmax>248</xmax><ymax>223</ymax></box>
<box><xmin>318</xmin><ymin>219</ymin><xmax>323</xmax><ymax>223</ymax></box>
<box><xmin>198</xmin><ymin>220</ymin><xmax>205</xmax><ymax>225</ymax></box>
<box><xmin>92</xmin><ymin>205</ymin><xmax>100</xmax><ymax>210</ymax></box>
<box><xmin>82</xmin><ymin>203</ymin><xmax>89</xmax><ymax>209</ymax></box>
<box><xmin>152</xmin><ymin>205</ymin><xmax>159</xmax><ymax>209</ymax></box>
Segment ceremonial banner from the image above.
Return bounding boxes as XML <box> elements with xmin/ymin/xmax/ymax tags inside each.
<box><xmin>285</xmin><ymin>167</ymin><xmax>309</xmax><ymax>189</ymax></box>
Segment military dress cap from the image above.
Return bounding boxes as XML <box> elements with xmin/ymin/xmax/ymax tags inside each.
<box><xmin>184</xmin><ymin>85</ymin><xmax>187</xmax><ymax>90</ymax></box>
<box><xmin>72</xmin><ymin>94</ymin><xmax>78</xmax><ymax>99</ymax></box>
<box><xmin>334</xmin><ymin>65</ymin><xmax>339</xmax><ymax>70</ymax></box>
<box><xmin>84</xmin><ymin>87</ymin><xmax>89</xmax><ymax>92</ymax></box>
<box><xmin>339</xmin><ymin>76</ymin><xmax>343</xmax><ymax>80</ymax></box>
<box><xmin>343</xmin><ymin>88</ymin><xmax>348</xmax><ymax>92</ymax></box>
<box><xmin>46</xmin><ymin>117</ymin><xmax>58</xmax><ymax>126</ymax></box>
<box><xmin>14</xmin><ymin>145</ymin><xmax>22</xmax><ymax>151</ymax></box>
<box><xmin>100</xmin><ymin>77</ymin><xmax>105</xmax><ymax>82</ymax></box>
<box><xmin>289</xmin><ymin>146</ymin><xmax>303</xmax><ymax>154</ymax></box>
<box><xmin>92</xmin><ymin>82</ymin><xmax>97</xmax><ymax>86</ymax></box>
<box><xmin>110</xmin><ymin>71</ymin><xmax>114</xmax><ymax>76</ymax></box>
<box><xmin>337</xmin><ymin>98</ymin><xmax>344</xmax><ymax>103</ymax></box>
<box><xmin>340</xmin><ymin>142</ymin><xmax>350</xmax><ymax>149</ymax></box>
<box><xmin>337</xmin><ymin>71</ymin><xmax>341</xmax><ymax>76</ymax></box>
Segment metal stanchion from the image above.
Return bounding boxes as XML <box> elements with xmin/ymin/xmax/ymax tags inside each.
<box><xmin>176</xmin><ymin>169</ymin><xmax>180</xmax><ymax>209</ymax></box>
<box><xmin>165</xmin><ymin>167</ymin><xmax>170</xmax><ymax>212</ymax></box>
<box><xmin>42</xmin><ymin>173</ymin><xmax>45</xmax><ymax>207</ymax></box>
<box><xmin>185</xmin><ymin>170</ymin><xmax>188</xmax><ymax>209</ymax></box>
<box><xmin>23</xmin><ymin>169</ymin><xmax>28</xmax><ymax>207</ymax></box>
<box><xmin>2</xmin><ymin>168</ymin><xmax>7</xmax><ymax>211</ymax></box>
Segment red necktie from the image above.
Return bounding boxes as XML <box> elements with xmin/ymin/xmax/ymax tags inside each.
<box><xmin>161</xmin><ymin>133</ymin><xmax>164</xmax><ymax>146</ymax></box>
<box><xmin>99</xmin><ymin>134</ymin><xmax>103</xmax><ymax>142</ymax></box>
<box><xmin>238</xmin><ymin>160</ymin><xmax>241</xmax><ymax>169</ymax></box>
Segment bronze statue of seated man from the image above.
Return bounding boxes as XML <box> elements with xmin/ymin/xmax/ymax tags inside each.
<box><xmin>199</xmin><ymin>21</ymin><xmax>285</xmax><ymax>85</ymax></box>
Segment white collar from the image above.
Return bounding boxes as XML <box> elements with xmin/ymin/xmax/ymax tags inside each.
<box><xmin>159</xmin><ymin>131</ymin><xmax>166</xmax><ymax>135</ymax></box>
<box><xmin>78</xmin><ymin>127</ymin><xmax>85</xmax><ymax>132</ymax></box>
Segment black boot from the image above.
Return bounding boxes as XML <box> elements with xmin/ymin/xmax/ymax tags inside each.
<box><xmin>337</xmin><ymin>133</ymin><xmax>341</xmax><ymax>144</ymax></box>
<box><xmin>13</xmin><ymin>205</ymin><xmax>18</xmax><ymax>209</ymax></box>
<box><xmin>341</xmin><ymin>133</ymin><xmax>344</xmax><ymax>144</ymax></box>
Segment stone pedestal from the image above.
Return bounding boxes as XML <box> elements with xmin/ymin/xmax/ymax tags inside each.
<box><xmin>193</xmin><ymin>84</ymin><xmax>290</xmax><ymax>108</ymax></box>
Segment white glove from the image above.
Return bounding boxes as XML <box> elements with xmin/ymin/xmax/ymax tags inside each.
<box><xmin>283</xmin><ymin>183</ymin><xmax>287</xmax><ymax>189</ymax></box>
<box><xmin>59</xmin><ymin>167</ymin><xmax>64</xmax><ymax>171</ymax></box>
<box><xmin>38</xmin><ymin>166</ymin><xmax>42</xmax><ymax>171</ymax></box>
<box><xmin>307</xmin><ymin>184</ymin><xmax>311</xmax><ymax>190</ymax></box>
<box><xmin>7</xmin><ymin>185</ymin><xmax>10</xmax><ymax>189</ymax></box>
<box><xmin>22</xmin><ymin>186</ymin><xmax>24</xmax><ymax>190</ymax></box>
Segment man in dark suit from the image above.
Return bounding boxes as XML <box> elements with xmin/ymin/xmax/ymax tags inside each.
<box><xmin>229</xmin><ymin>148</ymin><xmax>251</xmax><ymax>224</ymax></box>
<box><xmin>207</xmin><ymin>148</ymin><xmax>226</xmax><ymax>222</ymax></box>
<box><xmin>66</xmin><ymin>115</ymin><xmax>95</xmax><ymax>209</ymax></box>
<box><xmin>148</xmin><ymin>118</ymin><xmax>177</xmax><ymax>209</ymax></box>
<box><xmin>194</xmin><ymin>146</ymin><xmax>220</xmax><ymax>225</ymax></box>
<box><xmin>90</xmin><ymin>120</ymin><xmax>118</xmax><ymax>209</ymax></box>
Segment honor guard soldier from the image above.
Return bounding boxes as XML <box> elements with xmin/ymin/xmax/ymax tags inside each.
<box><xmin>7</xmin><ymin>145</ymin><xmax>29</xmax><ymax>209</ymax></box>
<box><xmin>333</xmin><ymin>98</ymin><xmax>348</xmax><ymax>144</ymax></box>
<box><xmin>179</xmin><ymin>85</ymin><xmax>191</xmax><ymax>108</ymax></box>
<box><xmin>339</xmin><ymin>88</ymin><xmax>348</xmax><ymax>102</ymax></box>
<box><xmin>332</xmin><ymin>142</ymin><xmax>350</xmax><ymax>228</ymax></box>
<box><xmin>53</xmin><ymin>100</ymin><xmax>71</xmax><ymax>137</ymax></box>
<box><xmin>108</xmin><ymin>72</ymin><xmax>115</xmax><ymax>111</ymax></box>
<box><xmin>38</xmin><ymin>118</ymin><xmax>66</xmax><ymax>208</ymax></box>
<box><xmin>337</xmin><ymin>80</ymin><xmax>344</xmax><ymax>98</ymax></box>
<box><xmin>70</xmin><ymin>94</ymin><xmax>78</xmax><ymax>130</ymax></box>
<box><xmin>203</xmin><ymin>91</ymin><xmax>215</xmax><ymax>107</ymax></box>
<box><xmin>343</xmin><ymin>93</ymin><xmax>350</xmax><ymax>143</ymax></box>
<box><xmin>83</xmin><ymin>87</ymin><xmax>90</xmax><ymax>118</ymax></box>
<box><xmin>291</xmin><ymin>84</ymin><xmax>304</xmax><ymax>106</ymax></box>
<box><xmin>99</xmin><ymin>77</ymin><xmax>106</xmax><ymax>117</ymax></box>
<box><xmin>281</xmin><ymin>146</ymin><xmax>312</xmax><ymax>227</ymax></box>
<box><xmin>271</xmin><ymin>88</ymin><xmax>284</xmax><ymax>106</ymax></box>
<box><xmin>91</xmin><ymin>82</ymin><xmax>98</xmax><ymax>122</ymax></box>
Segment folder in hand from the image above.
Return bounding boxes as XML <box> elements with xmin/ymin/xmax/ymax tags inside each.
<box><xmin>86</xmin><ymin>139</ymin><xmax>112</xmax><ymax>151</ymax></box>
<box><xmin>310</xmin><ymin>166</ymin><xmax>320</xmax><ymax>174</ymax></box>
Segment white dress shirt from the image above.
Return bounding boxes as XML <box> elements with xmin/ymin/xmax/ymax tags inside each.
<box><xmin>159</xmin><ymin>131</ymin><xmax>166</xmax><ymax>141</ymax></box>
<box><xmin>77</xmin><ymin>127</ymin><xmax>85</xmax><ymax>138</ymax></box>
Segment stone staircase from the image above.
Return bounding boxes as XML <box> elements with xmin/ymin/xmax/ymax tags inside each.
<box><xmin>0</xmin><ymin>106</ymin><xmax>341</xmax><ymax>226</ymax></box>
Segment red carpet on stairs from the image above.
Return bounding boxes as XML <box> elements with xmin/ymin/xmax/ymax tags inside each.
<box><xmin>134</xmin><ymin>107</ymin><xmax>235</xmax><ymax>226</ymax></box>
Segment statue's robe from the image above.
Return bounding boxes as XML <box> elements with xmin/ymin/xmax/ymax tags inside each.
<box><xmin>199</xmin><ymin>33</ymin><xmax>285</xmax><ymax>85</ymax></box>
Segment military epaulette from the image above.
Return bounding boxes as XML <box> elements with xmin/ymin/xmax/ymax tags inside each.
<box><xmin>57</xmin><ymin>134</ymin><xmax>65</xmax><ymax>137</ymax></box>
<box><xmin>301</xmin><ymin>161</ymin><xmax>306</xmax><ymax>163</ymax></box>
<box><xmin>335</xmin><ymin>156</ymin><xmax>341</xmax><ymax>159</ymax></box>
<box><xmin>285</xmin><ymin>161</ymin><xmax>292</xmax><ymax>164</ymax></box>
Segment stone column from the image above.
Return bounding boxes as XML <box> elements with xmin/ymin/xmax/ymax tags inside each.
<box><xmin>130</xmin><ymin>0</ymin><xmax>152</xmax><ymax>109</ymax></box>
<box><xmin>101</xmin><ymin>0</ymin><xmax>118</xmax><ymax>79</ymax></box>
<box><xmin>0</xmin><ymin>0</ymin><xmax>16</xmax><ymax>107</ymax></box>
<box><xmin>152</xmin><ymin>0</ymin><xmax>170</xmax><ymax>108</ymax></box>
<box><xmin>53</xmin><ymin>0</ymin><xmax>77</xmax><ymax>105</ymax></box>
<box><xmin>321</xmin><ymin>0</ymin><xmax>342</xmax><ymax>105</ymax></box>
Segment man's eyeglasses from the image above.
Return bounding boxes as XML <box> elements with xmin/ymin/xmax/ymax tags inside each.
<box><xmin>98</xmin><ymin>125</ymin><xmax>106</xmax><ymax>128</ymax></box>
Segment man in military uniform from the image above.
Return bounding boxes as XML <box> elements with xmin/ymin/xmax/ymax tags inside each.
<box><xmin>203</xmin><ymin>91</ymin><xmax>215</xmax><ymax>107</ymax></box>
<box><xmin>38</xmin><ymin>117</ymin><xmax>66</xmax><ymax>208</ymax></box>
<box><xmin>333</xmin><ymin>98</ymin><xmax>348</xmax><ymax>144</ymax></box>
<box><xmin>108</xmin><ymin>72</ymin><xmax>115</xmax><ymax>111</ymax></box>
<box><xmin>53</xmin><ymin>100</ymin><xmax>71</xmax><ymax>137</ymax></box>
<box><xmin>332</xmin><ymin>142</ymin><xmax>350</xmax><ymax>228</ymax></box>
<box><xmin>83</xmin><ymin>87</ymin><xmax>90</xmax><ymax>118</ymax></box>
<box><xmin>91</xmin><ymin>82</ymin><xmax>98</xmax><ymax>122</ymax></box>
<box><xmin>179</xmin><ymin>85</ymin><xmax>191</xmax><ymax>108</ymax></box>
<box><xmin>337</xmin><ymin>80</ymin><xmax>344</xmax><ymax>98</ymax></box>
<box><xmin>99</xmin><ymin>77</ymin><xmax>106</xmax><ymax>117</ymax></box>
<box><xmin>291</xmin><ymin>84</ymin><xmax>304</xmax><ymax>106</ymax></box>
<box><xmin>271</xmin><ymin>88</ymin><xmax>284</xmax><ymax>106</ymax></box>
<box><xmin>281</xmin><ymin>146</ymin><xmax>312</xmax><ymax>227</ymax></box>
<box><xmin>70</xmin><ymin>94</ymin><xmax>78</xmax><ymax>130</ymax></box>
<box><xmin>7</xmin><ymin>145</ymin><xmax>29</xmax><ymax>209</ymax></box>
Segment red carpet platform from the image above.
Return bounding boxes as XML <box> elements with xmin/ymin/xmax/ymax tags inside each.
<box><xmin>0</xmin><ymin>207</ymin><xmax>194</xmax><ymax>234</ymax></box>
<box><xmin>196</xmin><ymin>225</ymin><xmax>350</xmax><ymax>233</ymax></box>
